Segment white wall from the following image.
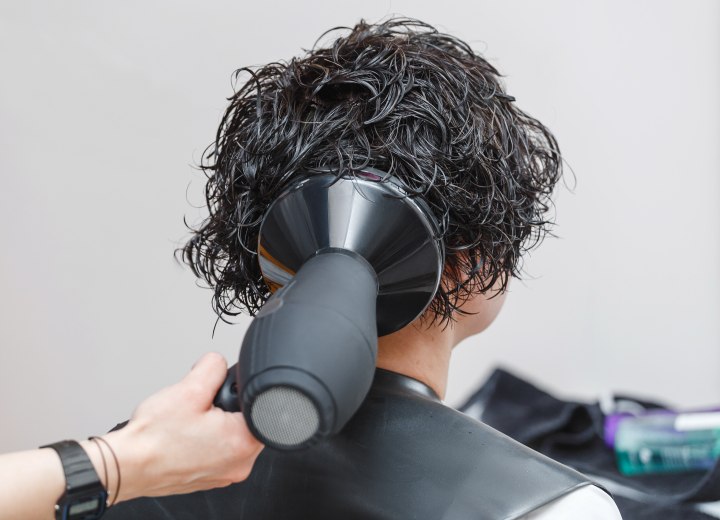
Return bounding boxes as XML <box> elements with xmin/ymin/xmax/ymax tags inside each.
<box><xmin>1</xmin><ymin>0</ymin><xmax>718</xmax><ymax>452</ymax></box>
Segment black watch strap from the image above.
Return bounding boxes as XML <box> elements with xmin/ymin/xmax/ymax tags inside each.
<box><xmin>41</xmin><ymin>440</ymin><xmax>108</xmax><ymax>520</ymax></box>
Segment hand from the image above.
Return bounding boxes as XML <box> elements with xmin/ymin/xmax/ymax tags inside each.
<box><xmin>98</xmin><ymin>352</ymin><xmax>264</xmax><ymax>502</ymax></box>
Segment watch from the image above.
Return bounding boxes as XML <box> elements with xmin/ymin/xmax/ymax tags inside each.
<box><xmin>41</xmin><ymin>440</ymin><xmax>108</xmax><ymax>520</ymax></box>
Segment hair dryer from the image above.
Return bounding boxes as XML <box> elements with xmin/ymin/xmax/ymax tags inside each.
<box><xmin>213</xmin><ymin>167</ymin><xmax>443</xmax><ymax>450</ymax></box>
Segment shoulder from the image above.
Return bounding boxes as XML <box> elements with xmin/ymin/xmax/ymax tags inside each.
<box><xmin>522</xmin><ymin>485</ymin><xmax>623</xmax><ymax>520</ymax></box>
<box><xmin>356</xmin><ymin>394</ymin><xmax>603</xmax><ymax>518</ymax></box>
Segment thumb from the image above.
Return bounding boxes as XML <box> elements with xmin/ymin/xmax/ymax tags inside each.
<box><xmin>183</xmin><ymin>352</ymin><xmax>229</xmax><ymax>403</ymax></box>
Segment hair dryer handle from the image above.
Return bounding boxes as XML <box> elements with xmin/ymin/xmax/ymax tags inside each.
<box><xmin>213</xmin><ymin>363</ymin><xmax>242</xmax><ymax>412</ymax></box>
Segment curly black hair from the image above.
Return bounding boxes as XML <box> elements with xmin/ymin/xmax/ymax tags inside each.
<box><xmin>181</xmin><ymin>17</ymin><xmax>562</xmax><ymax>330</ymax></box>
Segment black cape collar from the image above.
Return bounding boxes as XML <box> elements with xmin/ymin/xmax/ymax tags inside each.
<box><xmin>372</xmin><ymin>367</ymin><xmax>442</xmax><ymax>402</ymax></box>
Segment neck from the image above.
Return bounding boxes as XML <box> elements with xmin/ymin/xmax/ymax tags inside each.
<box><xmin>375</xmin><ymin>319</ymin><xmax>456</xmax><ymax>400</ymax></box>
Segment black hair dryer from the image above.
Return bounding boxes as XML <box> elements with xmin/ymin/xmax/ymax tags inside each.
<box><xmin>213</xmin><ymin>168</ymin><xmax>444</xmax><ymax>450</ymax></box>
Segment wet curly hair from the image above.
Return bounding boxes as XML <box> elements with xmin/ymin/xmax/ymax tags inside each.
<box><xmin>181</xmin><ymin>17</ymin><xmax>562</xmax><ymax>329</ymax></box>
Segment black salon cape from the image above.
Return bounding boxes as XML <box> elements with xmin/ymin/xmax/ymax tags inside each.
<box><xmin>105</xmin><ymin>369</ymin><xmax>599</xmax><ymax>520</ymax></box>
<box><xmin>459</xmin><ymin>367</ymin><xmax>720</xmax><ymax>520</ymax></box>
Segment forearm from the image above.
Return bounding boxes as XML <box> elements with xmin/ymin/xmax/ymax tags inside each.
<box><xmin>0</xmin><ymin>446</ymin><xmax>70</xmax><ymax>520</ymax></box>
<box><xmin>0</xmin><ymin>430</ymin><xmax>141</xmax><ymax>520</ymax></box>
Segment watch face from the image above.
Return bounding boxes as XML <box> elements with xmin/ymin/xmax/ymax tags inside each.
<box><xmin>62</xmin><ymin>492</ymin><xmax>107</xmax><ymax>520</ymax></box>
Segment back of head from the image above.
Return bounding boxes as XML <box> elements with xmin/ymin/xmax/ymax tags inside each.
<box><xmin>182</xmin><ymin>17</ymin><xmax>562</xmax><ymax>328</ymax></box>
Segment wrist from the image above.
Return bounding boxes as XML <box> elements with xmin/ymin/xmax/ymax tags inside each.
<box><xmin>40</xmin><ymin>440</ymin><xmax>109</xmax><ymax>519</ymax></box>
<box><xmin>78</xmin><ymin>440</ymin><xmax>108</xmax><ymax>492</ymax></box>
<box><xmin>97</xmin><ymin>423</ymin><xmax>152</xmax><ymax>503</ymax></box>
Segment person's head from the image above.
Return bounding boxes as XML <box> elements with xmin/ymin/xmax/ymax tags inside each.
<box><xmin>182</xmin><ymin>17</ymin><xmax>562</xmax><ymax>335</ymax></box>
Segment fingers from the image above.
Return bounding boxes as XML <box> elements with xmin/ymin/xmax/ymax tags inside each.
<box><xmin>182</xmin><ymin>352</ymin><xmax>229</xmax><ymax>403</ymax></box>
<box><xmin>229</xmin><ymin>412</ymin><xmax>263</xmax><ymax>449</ymax></box>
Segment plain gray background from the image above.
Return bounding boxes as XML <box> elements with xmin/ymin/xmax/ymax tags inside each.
<box><xmin>1</xmin><ymin>0</ymin><xmax>718</xmax><ymax>452</ymax></box>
